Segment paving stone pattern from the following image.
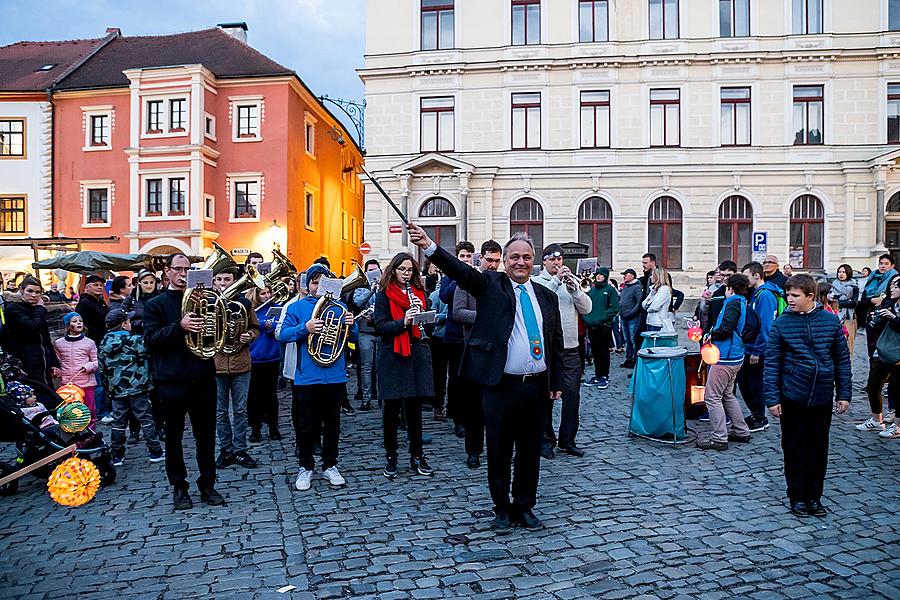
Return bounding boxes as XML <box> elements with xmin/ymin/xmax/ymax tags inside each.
<box><xmin>1</xmin><ymin>341</ymin><xmax>898</xmax><ymax>599</ymax></box>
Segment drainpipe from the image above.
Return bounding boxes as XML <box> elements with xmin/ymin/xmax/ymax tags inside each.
<box><xmin>47</xmin><ymin>89</ymin><xmax>55</xmax><ymax>240</ymax></box>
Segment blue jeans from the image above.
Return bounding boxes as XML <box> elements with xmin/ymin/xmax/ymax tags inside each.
<box><xmin>216</xmin><ymin>371</ymin><xmax>251</xmax><ymax>454</ymax></box>
<box><xmin>621</xmin><ymin>318</ymin><xmax>639</xmax><ymax>363</ymax></box>
<box><xmin>611</xmin><ymin>315</ymin><xmax>625</xmax><ymax>349</ymax></box>
<box><xmin>358</xmin><ymin>332</ymin><xmax>377</xmax><ymax>403</ymax></box>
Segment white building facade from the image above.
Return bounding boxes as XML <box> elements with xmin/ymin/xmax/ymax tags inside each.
<box><xmin>361</xmin><ymin>0</ymin><xmax>900</xmax><ymax>289</ymax></box>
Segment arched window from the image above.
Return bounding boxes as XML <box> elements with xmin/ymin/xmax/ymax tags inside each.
<box><xmin>718</xmin><ymin>195</ymin><xmax>753</xmax><ymax>266</ymax></box>
<box><xmin>648</xmin><ymin>196</ymin><xmax>682</xmax><ymax>270</ymax></box>
<box><xmin>886</xmin><ymin>192</ymin><xmax>900</xmax><ymax>254</ymax></box>
<box><xmin>419</xmin><ymin>197</ymin><xmax>457</xmax><ymax>256</ymax></box>
<box><xmin>510</xmin><ymin>197</ymin><xmax>544</xmax><ymax>251</ymax></box>
<box><xmin>789</xmin><ymin>194</ymin><xmax>824</xmax><ymax>269</ymax></box>
<box><xmin>578</xmin><ymin>196</ymin><xmax>613</xmax><ymax>266</ymax></box>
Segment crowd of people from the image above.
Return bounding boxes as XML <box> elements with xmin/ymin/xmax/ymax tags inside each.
<box><xmin>0</xmin><ymin>231</ymin><xmax>897</xmax><ymax>530</ymax></box>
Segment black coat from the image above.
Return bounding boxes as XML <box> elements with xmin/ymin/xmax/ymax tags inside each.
<box><xmin>373</xmin><ymin>290</ymin><xmax>434</xmax><ymax>400</ymax></box>
<box><xmin>426</xmin><ymin>246</ymin><xmax>564</xmax><ymax>390</ymax></box>
<box><xmin>143</xmin><ymin>289</ymin><xmax>215</xmax><ymax>383</ymax></box>
<box><xmin>75</xmin><ymin>293</ymin><xmax>108</xmax><ymax>346</ymax></box>
<box><xmin>1</xmin><ymin>301</ymin><xmax>59</xmax><ymax>385</ymax></box>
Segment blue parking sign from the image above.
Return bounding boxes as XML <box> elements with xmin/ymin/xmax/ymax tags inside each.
<box><xmin>752</xmin><ymin>232</ymin><xmax>767</xmax><ymax>254</ymax></box>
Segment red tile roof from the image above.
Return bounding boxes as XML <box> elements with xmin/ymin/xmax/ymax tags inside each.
<box><xmin>0</xmin><ymin>38</ymin><xmax>105</xmax><ymax>91</ymax></box>
<box><xmin>55</xmin><ymin>28</ymin><xmax>293</xmax><ymax>90</ymax></box>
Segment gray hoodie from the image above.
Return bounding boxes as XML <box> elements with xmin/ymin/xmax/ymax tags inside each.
<box><xmin>618</xmin><ymin>279</ymin><xmax>643</xmax><ymax>321</ymax></box>
<box><xmin>532</xmin><ymin>269</ymin><xmax>592</xmax><ymax>349</ymax></box>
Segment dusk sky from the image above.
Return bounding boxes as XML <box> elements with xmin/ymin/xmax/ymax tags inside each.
<box><xmin>1</xmin><ymin>0</ymin><xmax>367</xmax><ymax>101</ymax></box>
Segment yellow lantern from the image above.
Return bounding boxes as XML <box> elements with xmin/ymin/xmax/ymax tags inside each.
<box><xmin>47</xmin><ymin>457</ymin><xmax>101</xmax><ymax>507</ymax></box>
<box><xmin>700</xmin><ymin>343</ymin><xmax>720</xmax><ymax>365</ymax></box>
<box><xmin>56</xmin><ymin>383</ymin><xmax>85</xmax><ymax>405</ymax></box>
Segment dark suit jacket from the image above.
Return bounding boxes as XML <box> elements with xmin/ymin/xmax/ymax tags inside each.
<box><xmin>427</xmin><ymin>245</ymin><xmax>564</xmax><ymax>390</ymax></box>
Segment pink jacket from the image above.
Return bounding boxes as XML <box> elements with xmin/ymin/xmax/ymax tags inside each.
<box><xmin>53</xmin><ymin>335</ymin><xmax>98</xmax><ymax>389</ymax></box>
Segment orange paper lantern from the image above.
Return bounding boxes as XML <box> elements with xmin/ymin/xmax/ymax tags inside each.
<box><xmin>47</xmin><ymin>457</ymin><xmax>101</xmax><ymax>507</ymax></box>
<box><xmin>687</xmin><ymin>325</ymin><xmax>703</xmax><ymax>342</ymax></box>
<box><xmin>56</xmin><ymin>383</ymin><xmax>85</xmax><ymax>405</ymax></box>
<box><xmin>700</xmin><ymin>344</ymin><xmax>720</xmax><ymax>365</ymax></box>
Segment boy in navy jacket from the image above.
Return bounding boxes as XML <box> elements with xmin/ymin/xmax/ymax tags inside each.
<box><xmin>278</xmin><ymin>263</ymin><xmax>358</xmax><ymax>491</ymax></box>
<box><xmin>764</xmin><ymin>274</ymin><xmax>851</xmax><ymax>518</ymax></box>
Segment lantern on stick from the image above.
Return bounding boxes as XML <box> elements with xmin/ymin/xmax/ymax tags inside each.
<box><xmin>47</xmin><ymin>457</ymin><xmax>101</xmax><ymax>507</ymax></box>
<box><xmin>700</xmin><ymin>343</ymin><xmax>720</xmax><ymax>365</ymax></box>
<box><xmin>56</xmin><ymin>383</ymin><xmax>85</xmax><ymax>405</ymax></box>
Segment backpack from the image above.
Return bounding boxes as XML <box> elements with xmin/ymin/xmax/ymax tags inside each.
<box><xmin>756</xmin><ymin>287</ymin><xmax>787</xmax><ymax>317</ymax></box>
<box><xmin>741</xmin><ymin>301</ymin><xmax>761</xmax><ymax>346</ymax></box>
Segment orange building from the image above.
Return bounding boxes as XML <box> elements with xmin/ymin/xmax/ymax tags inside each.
<box><xmin>51</xmin><ymin>24</ymin><xmax>363</xmax><ymax>273</ymax></box>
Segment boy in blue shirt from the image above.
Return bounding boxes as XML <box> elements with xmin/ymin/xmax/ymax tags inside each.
<box><xmin>278</xmin><ymin>263</ymin><xmax>357</xmax><ymax>491</ymax></box>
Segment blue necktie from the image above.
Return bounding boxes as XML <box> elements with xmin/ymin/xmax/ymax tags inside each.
<box><xmin>517</xmin><ymin>284</ymin><xmax>543</xmax><ymax>360</ymax></box>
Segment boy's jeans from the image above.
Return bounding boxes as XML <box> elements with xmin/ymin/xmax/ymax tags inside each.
<box><xmin>216</xmin><ymin>372</ymin><xmax>251</xmax><ymax>454</ymax></box>
<box><xmin>110</xmin><ymin>392</ymin><xmax>162</xmax><ymax>457</ymax></box>
<box><xmin>357</xmin><ymin>332</ymin><xmax>377</xmax><ymax>403</ymax></box>
<box><xmin>621</xmin><ymin>318</ymin><xmax>639</xmax><ymax>363</ymax></box>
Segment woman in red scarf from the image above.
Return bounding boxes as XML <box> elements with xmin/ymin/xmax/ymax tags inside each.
<box><xmin>374</xmin><ymin>253</ymin><xmax>435</xmax><ymax>479</ymax></box>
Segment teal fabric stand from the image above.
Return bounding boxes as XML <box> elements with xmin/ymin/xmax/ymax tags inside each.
<box><xmin>629</xmin><ymin>346</ymin><xmax>689</xmax><ymax>443</ymax></box>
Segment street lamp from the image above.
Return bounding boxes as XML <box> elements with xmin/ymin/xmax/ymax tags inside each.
<box><xmin>268</xmin><ymin>218</ymin><xmax>287</xmax><ymax>251</ymax></box>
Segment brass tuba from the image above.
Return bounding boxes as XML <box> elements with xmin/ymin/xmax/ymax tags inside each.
<box><xmin>219</xmin><ymin>264</ymin><xmax>267</xmax><ymax>355</ymax></box>
<box><xmin>307</xmin><ymin>265</ymin><xmax>368</xmax><ymax>367</ymax></box>
<box><xmin>182</xmin><ymin>279</ymin><xmax>229</xmax><ymax>360</ymax></box>
<box><xmin>256</xmin><ymin>248</ymin><xmax>298</xmax><ymax>312</ymax></box>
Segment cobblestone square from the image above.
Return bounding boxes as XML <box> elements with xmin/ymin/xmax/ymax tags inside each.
<box><xmin>1</xmin><ymin>345</ymin><xmax>898</xmax><ymax>599</ymax></box>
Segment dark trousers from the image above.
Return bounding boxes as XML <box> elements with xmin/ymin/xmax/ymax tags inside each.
<box><xmin>463</xmin><ymin>382</ymin><xmax>484</xmax><ymax>458</ymax></box>
<box><xmin>542</xmin><ymin>348</ymin><xmax>583</xmax><ymax>450</ymax></box>
<box><xmin>430</xmin><ymin>338</ymin><xmax>449</xmax><ymax>410</ymax></box>
<box><xmin>482</xmin><ymin>374</ymin><xmax>546</xmax><ymax>515</ymax></box>
<box><xmin>293</xmin><ymin>383</ymin><xmax>341</xmax><ymax>471</ymax></box>
<box><xmin>866</xmin><ymin>358</ymin><xmax>899</xmax><ymax>414</ymax></box>
<box><xmin>157</xmin><ymin>378</ymin><xmax>217</xmax><ymax>491</ymax></box>
<box><xmin>383</xmin><ymin>397</ymin><xmax>423</xmax><ymax>458</ymax></box>
<box><xmin>445</xmin><ymin>342</ymin><xmax>464</xmax><ymax>421</ymax></box>
<box><xmin>780</xmin><ymin>400</ymin><xmax>833</xmax><ymax>503</ymax></box>
<box><xmin>587</xmin><ymin>325</ymin><xmax>612</xmax><ymax>379</ymax></box>
<box><xmin>736</xmin><ymin>355</ymin><xmax>766</xmax><ymax>419</ymax></box>
<box><xmin>249</xmin><ymin>361</ymin><xmax>280</xmax><ymax>434</ymax></box>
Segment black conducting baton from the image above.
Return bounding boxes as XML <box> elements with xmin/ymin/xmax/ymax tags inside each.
<box><xmin>361</xmin><ymin>166</ymin><xmax>409</xmax><ymax>226</ymax></box>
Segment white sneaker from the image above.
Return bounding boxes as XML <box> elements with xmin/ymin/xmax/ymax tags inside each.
<box><xmin>322</xmin><ymin>466</ymin><xmax>346</xmax><ymax>487</ymax></box>
<box><xmin>855</xmin><ymin>417</ymin><xmax>885</xmax><ymax>432</ymax></box>
<box><xmin>100</xmin><ymin>415</ymin><xmax>114</xmax><ymax>424</ymax></box>
<box><xmin>294</xmin><ymin>468</ymin><xmax>313</xmax><ymax>491</ymax></box>
<box><xmin>878</xmin><ymin>423</ymin><xmax>900</xmax><ymax>439</ymax></box>
<box><xmin>884</xmin><ymin>409</ymin><xmax>896</xmax><ymax>422</ymax></box>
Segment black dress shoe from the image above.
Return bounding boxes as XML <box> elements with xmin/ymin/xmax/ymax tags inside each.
<box><xmin>269</xmin><ymin>429</ymin><xmax>282</xmax><ymax>441</ymax></box>
<box><xmin>492</xmin><ymin>511</ymin><xmax>513</xmax><ymax>535</ymax></box>
<box><xmin>200</xmin><ymin>487</ymin><xmax>226</xmax><ymax>506</ymax></box>
<box><xmin>540</xmin><ymin>448</ymin><xmax>555</xmax><ymax>460</ymax></box>
<box><xmin>454</xmin><ymin>423</ymin><xmax>466</xmax><ymax>438</ymax></box>
<box><xmin>173</xmin><ymin>488</ymin><xmax>192</xmax><ymax>511</ymax></box>
<box><xmin>249</xmin><ymin>430</ymin><xmax>262</xmax><ymax>443</ymax></box>
<box><xmin>515</xmin><ymin>510</ymin><xmax>544</xmax><ymax>531</ymax></box>
<box><xmin>466</xmin><ymin>455</ymin><xmax>480</xmax><ymax>469</ymax></box>
<box><xmin>215</xmin><ymin>451</ymin><xmax>232</xmax><ymax>469</ymax></box>
<box><xmin>806</xmin><ymin>499</ymin><xmax>827</xmax><ymax>517</ymax></box>
<box><xmin>558</xmin><ymin>445</ymin><xmax>585</xmax><ymax>457</ymax></box>
<box><xmin>789</xmin><ymin>500</ymin><xmax>812</xmax><ymax>517</ymax></box>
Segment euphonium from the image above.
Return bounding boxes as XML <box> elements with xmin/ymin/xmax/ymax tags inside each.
<box><xmin>256</xmin><ymin>248</ymin><xmax>298</xmax><ymax>311</ymax></box>
<box><xmin>220</xmin><ymin>264</ymin><xmax>267</xmax><ymax>355</ymax></box>
<box><xmin>199</xmin><ymin>241</ymin><xmax>236</xmax><ymax>274</ymax></box>
<box><xmin>182</xmin><ymin>281</ymin><xmax>228</xmax><ymax>360</ymax></box>
<box><xmin>307</xmin><ymin>266</ymin><xmax>368</xmax><ymax>367</ymax></box>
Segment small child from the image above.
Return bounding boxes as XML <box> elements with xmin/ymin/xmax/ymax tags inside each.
<box><xmin>53</xmin><ymin>312</ymin><xmax>98</xmax><ymax>425</ymax></box>
<box><xmin>7</xmin><ymin>381</ymin><xmax>59</xmax><ymax>434</ymax></box>
<box><xmin>97</xmin><ymin>308</ymin><xmax>164</xmax><ymax>466</ymax></box>
<box><xmin>764</xmin><ymin>274</ymin><xmax>852</xmax><ymax>518</ymax></box>
<box><xmin>278</xmin><ymin>263</ymin><xmax>358</xmax><ymax>491</ymax></box>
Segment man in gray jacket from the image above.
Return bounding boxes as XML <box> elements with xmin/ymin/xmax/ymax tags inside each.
<box><xmin>618</xmin><ymin>269</ymin><xmax>643</xmax><ymax>368</ymax></box>
<box><xmin>452</xmin><ymin>240</ymin><xmax>502</xmax><ymax>468</ymax></box>
<box><xmin>532</xmin><ymin>244</ymin><xmax>592</xmax><ymax>458</ymax></box>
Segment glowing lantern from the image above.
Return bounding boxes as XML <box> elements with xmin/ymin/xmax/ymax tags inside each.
<box><xmin>687</xmin><ymin>325</ymin><xmax>703</xmax><ymax>342</ymax></box>
<box><xmin>691</xmin><ymin>385</ymin><xmax>706</xmax><ymax>405</ymax></box>
<box><xmin>47</xmin><ymin>457</ymin><xmax>101</xmax><ymax>507</ymax></box>
<box><xmin>57</xmin><ymin>402</ymin><xmax>92</xmax><ymax>433</ymax></box>
<box><xmin>700</xmin><ymin>344</ymin><xmax>720</xmax><ymax>365</ymax></box>
<box><xmin>56</xmin><ymin>383</ymin><xmax>85</xmax><ymax>405</ymax></box>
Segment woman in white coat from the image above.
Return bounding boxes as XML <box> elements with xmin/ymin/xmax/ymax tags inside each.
<box><xmin>641</xmin><ymin>267</ymin><xmax>675</xmax><ymax>333</ymax></box>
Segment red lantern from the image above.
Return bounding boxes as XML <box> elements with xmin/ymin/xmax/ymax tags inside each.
<box><xmin>700</xmin><ymin>343</ymin><xmax>720</xmax><ymax>365</ymax></box>
<box><xmin>687</xmin><ymin>325</ymin><xmax>703</xmax><ymax>342</ymax></box>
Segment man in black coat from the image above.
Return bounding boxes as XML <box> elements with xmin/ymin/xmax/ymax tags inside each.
<box><xmin>75</xmin><ymin>274</ymin><xmax>109</xmax><ymax>345</ymax></box>
<box><xmin>1</xmin><ymin>276</ymin><xmax>59</xmax><ymax>388</ymax></box>
<box><xmin>410</xmin><ymin>223</ymin><xmax>564</xmax><ymax>535</ymax></box>
<box><xmin>143</xmin><ymin>253</ymin><xmax>224</xmax><ymax>511</ymax></box>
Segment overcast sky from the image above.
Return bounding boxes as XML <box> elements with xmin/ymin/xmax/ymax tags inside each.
<box><xmin>1</xmin><ymin>0</ymin><xmax>366</xmax><ymax>106</ymax></box>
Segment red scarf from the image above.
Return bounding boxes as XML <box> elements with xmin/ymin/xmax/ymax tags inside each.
<box><xmin>386</xmin><ymin>281</ymin><xmax>425</xmax><ymax>357</ymax></box>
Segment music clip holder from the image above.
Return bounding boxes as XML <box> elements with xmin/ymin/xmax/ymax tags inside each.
<box><xmin>187</xmin><ymin>269</ymin><xmax>214</xmax><ymax>289</ymax></box>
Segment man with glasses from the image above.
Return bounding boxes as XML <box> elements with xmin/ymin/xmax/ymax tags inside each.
<box><xmin>143</xmin><ymin>253</ymin><xmax>224</xmax><ymax>511</ymax></box>
<box><xmin>762</xmin><ymin>255</ymin><xmax>788</xmax><ymax>291</ymax></box>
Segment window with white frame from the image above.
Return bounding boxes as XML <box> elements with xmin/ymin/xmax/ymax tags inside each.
<box><xmin>793</xmin><ymin>85</ymin><xmax>824</xmax><ymax>145</ymax></box>
<box><xmin>511</xmin><ymin>92</ymin><xmax>541</xmax><ymax>150</ymax></box>
<box><xmin>420</xmin><ymin>97</ymin><xmax>454</xmax><ymax>152</ymax></box>
<box><xmin>342</xmin><ymin>210</ymin><xmax>349</xmax><ymax>241</ymax></box>
<box><xmin>147</xmin><ymin>100</ymin><xmax>163</xmax><ymax>133</ymax></box>
<box><xmin>650</xmin><ymin>89</ymin><xmax>680</xmax><ymax>147</ymax></box>
<box><xmin>305</xmin><ymin>190</ymin><xmax>315</xmax><ymax>230</ymax></box>
<box><xmin>90</xmin><ymin>114</ymin><xmax>110</xmax><ymax>146</ymax></box>
<box><xmin>144</xmin><ymin>97</ymin><xmax>188</xmax><ymax>135</ymax></box>
<box><xmin>892</xmin><ymin>0</ymin><xmax>900</xmax><ymax>31</ymax></box>
<box><xmin>146</xmin><ymin>178</ymin><xmax>163</xmax><ymax>215</ymax></box>
<box><xmin>580</xmin><ymin>91</ymin><xmax>610</xmax><ymax>148</ymax></box>
<box><xmin>168</xmin><ymin>178</ymin><xmax>186</xmax><ymax>215</ymax></box>
<box><xmin>512</xmin><ymin>0</ymin><xmax>541</xmax><ymax>45</ymax></box>
<box><xmin>169</xmin><ymin>99</ymin><xmax>186</xmax><ymax>132</ymax></box>
<box><xmin>889</xmin><ymin>83</ymin><xmax>900</xmax><ymax>144</ymax></box>
<box><xmin>141</xmin><ymin>174</ymin><xmax>188</xmax><ymax>218</ymax></box>
<box><xmin>305</xmin><ymin>114</ymin><xmax>316</xmax><ymax>155</ymax></box>
<box><xmin>204</xmin><ymin>114</ymin><xmax>216</xmax><ymax>140</ymax></box>
<box><xmin>233</xmin><ymin>180</ymin><xmax>259</xmax><ymax>219</ymax></box>
<box><xmin>351</xmin><ymin>217</ymin><xmax>359</xmax><ymax>245</ymax></box>
<box><xmin>792</xmin><ymin>0</ymin><xmax>823</xmax><ymax>34</ymax></box>
<box><xmin>649</xmin><ymin>0</ymin><xmax>679</xmax><ymax>40</ymax></box>
<box><xmin>579</xmin><ymin>0</ymin><xmax>609</xmax><ymax>42</ymax></box>
<box><xmin>86</xmin><ymin>187</ymin><xmax>110</xmax><ymax>225</ymax></box>
<box><xmin>204</xmin><ymin>195</ymin><xmax>215</xmax><ymax>222</ymax></box>
<box><xmin>421</xmin><ymin>0</ymin><xmax>454</xmax><ymax>50</ymax></box>
<box><xmin>236</xmin><ymin>104</ymin><xmax>260</xmax><ymax>139</ymax></box>
<box><xmin>720</xmin><ymin>87</ymin><xmax>751</xmax><ymax>146</ymax></box>
<box><xmin>719</xmin><ymin>0</ymin><xmax>749</xmax><ymax>37</ymax></box>
<box><xmin>0</xmin><ymin>119</ymin><xmax>25</xmax><ymax>157</ymax></box>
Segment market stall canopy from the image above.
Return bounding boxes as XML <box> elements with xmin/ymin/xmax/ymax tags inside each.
<box><xmin>31</xmin><ymin>251</ymin><xmax>202</xmax><ymax>274</ymax></box>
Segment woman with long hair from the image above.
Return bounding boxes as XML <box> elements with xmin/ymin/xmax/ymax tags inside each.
<box><xmin>857</xmin><ymin>275</ymin><xmax>900</xmax><ymax>437</ymax></box>
<box><xmin>641</xmin><ymin>266</ymin><xmax>674</xmax><ymax>333</ymax></box>
<box><xmin>374</xmin><ymin>253</ymin><xmax>435</xmax><ymax>478</ymax></box>
<box><xmin>247</xmin><ymin>284</ymin><xmax>284</xmax><ymax>442</ymax></box>
<box><xmin>829</xmin><ymin>264</ymin><xmax>859</xmax><ymax>357</ymax></box>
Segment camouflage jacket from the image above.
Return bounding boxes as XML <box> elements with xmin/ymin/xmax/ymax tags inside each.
<box><xmin>98</xmin><ymin>330</ymin><xmax>152</xmax><ymax>398</ymax></box>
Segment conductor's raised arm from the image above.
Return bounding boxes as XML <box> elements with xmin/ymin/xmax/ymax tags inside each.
<box><xmin>408</xmin><ymin>222</ymin><xmax>489</xmax><ymax>297</ymax></box>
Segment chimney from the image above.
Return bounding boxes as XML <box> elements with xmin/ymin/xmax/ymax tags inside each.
<box><xmin>105</xmin><ymin>28</ymin><xmax>121</xmax><ymax>36</ymax></box>
<box><xmin>217</xmin><ymin>22</ymin><xmax>248</xmax><ymax>44</ymax></box>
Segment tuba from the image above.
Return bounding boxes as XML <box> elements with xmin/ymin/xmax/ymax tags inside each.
<box><xmin>307</xmin><ymin>265</ymin><xmax>368</xmax><ymax>367</ymax></box>
<box><xmin>219</xmin><ymin>264</ymin><xmax>267</xmax><ymax>355</ymax></box>
<box><xmin>182</xmin><ymin>280</ymin><xmax>229</xmax><ymax>360</ymax></box>
<box><xmin>256</xmin><ymin>248</ymin><xmax>298</xmax><ymax>312</ymax></box>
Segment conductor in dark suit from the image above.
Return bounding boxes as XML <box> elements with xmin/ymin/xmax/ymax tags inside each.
<box><xmin>409</xmin><ymin>223</ymin><xmax>564</xmax><ymax>534</ymax></box>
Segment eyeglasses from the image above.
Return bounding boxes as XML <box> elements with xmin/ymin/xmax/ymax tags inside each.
<box><xmin>762</xmin><ymin>261</ymin><xmax>776</xmax><ymax>265</ymax></box>
<box><xmin>395</xmin><ymin>267</ymin><xmax>414</xmax><ymax>274</ymax></box>
<box><xmin>168</xmin><ymin>266</ymin><xmax>189</xmax><ymax>272</ymax></box>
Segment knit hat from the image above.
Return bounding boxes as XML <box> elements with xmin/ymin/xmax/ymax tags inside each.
<box><xmin>6</xmin><ymin>381</ymin><xmax>34</xmax><ymax>407</ymax></box>
<box><xmin>62</xmin><ymin>312</ymin><xmax>81</xmax><ymax>328</ymax></box>
<box><xmin>305</xmin><ymin>263</ymin><xmax>333</xmax><ymax>287</ymax></box>
<box><xmin>136</xmin><ymin>269</ymin><xmax>157</xmax><ymax>283</ymax></box>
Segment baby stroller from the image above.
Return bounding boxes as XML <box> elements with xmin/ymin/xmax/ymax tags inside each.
<box><xmin>0</xmin><ymin>356</ymin><xmax>116</xmax><ymax>496</ymax></box>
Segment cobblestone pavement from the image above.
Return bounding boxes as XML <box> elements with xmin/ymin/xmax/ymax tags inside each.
<box><xmin>1</xmin><ymin>340</ymin><xmax>898</xmax><ymax>599</ymax></box>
